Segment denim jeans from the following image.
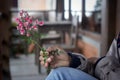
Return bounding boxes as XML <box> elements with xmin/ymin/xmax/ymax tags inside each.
<box><xmin>46</xmin><ymin>67</ymin><xmax>98</xmax><ymax>80</ymax></box>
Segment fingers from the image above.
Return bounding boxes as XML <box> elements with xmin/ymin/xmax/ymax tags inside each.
<box><xmin>45</xmin><ymin>56</ymin><xmax>54</xmax><ymax>68</ymax></box>
<box><xmin>40</xmin><ymin>61</ymin><xmax>44</xmax><ymax>65</ymax></box>
<box><xmin>39</xmin><ymin>56</ymin><xmax>44</xmax><ymax>66</ymax></box>
<box><xmin>46</xmin><ymin>55</ymin><xmax>53</xmax><ymax>62</ymax></box>
<box><xmin>39</xmin><ymin>54</ymin><xmax>68</xmax><ymax>69</ymax></box>
<box><xmin>41</xmin><ymin>61</ymin><xmax>49</xmax><ymax>68</ymax></box>
<box><xmin>44</xmin><ymin>63</ymin><xmax>49</xmax><ymax>68</ymax></box>
<box><xmin>39</xmin><ymin>55</ymin><xmax>54</xmax><ymax>68</ymax></box>
<box><xmin>39</xmin><ymin>46</ymin><xmax>67</xmax><ymax>69</ymax></box>
<box><xmin>39</xmin><ymin>55</ymin><xmax>53</xmax><ymax>63</ymax></box>
<box><xmin>39</xmin><ymin>56</ymin><xmax>44</xmax><ymax>61</ymax></box>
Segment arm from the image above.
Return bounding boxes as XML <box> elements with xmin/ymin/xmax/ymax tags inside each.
<box><xmin>39</xmin><ymin>46</ymin><xmax>97</xmax><ymax>75</ymax></box>
<box><xmin>68</xmin><ymin>52</ymin><xmax>97</xmax><ymax>75</ymax></box>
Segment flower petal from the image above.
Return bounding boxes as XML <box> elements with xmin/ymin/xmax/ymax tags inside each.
<box><xmin>39</xmin><ymin>21</ymin><xmax>44</xmax><ymax>26</ymax></box>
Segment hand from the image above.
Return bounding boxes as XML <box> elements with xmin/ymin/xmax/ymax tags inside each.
<box><xmin>39</xmin><ymin>46</ymin><xmax>71</xmax><ymax>68</ymax></box>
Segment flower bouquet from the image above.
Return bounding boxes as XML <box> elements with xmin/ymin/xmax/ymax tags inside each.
<box><xmin>16</xmin><ymin>10</ymin><xmax>61</xmax><ymax>65</ymax></box>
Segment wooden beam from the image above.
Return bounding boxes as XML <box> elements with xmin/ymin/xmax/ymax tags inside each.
<box><xmin>81</xmin><ymin>0</ymin><xmax>88</xmax><ymax>29</ymax></box>
<box><xmin>101</xmin><ymin>0</ymin><xmax>117</xmax><ymax>56</ymax></box>
<box><xmin>69</xmin><ymin>0</ymin><xmax>72</xmax><ymax>21</ymax></box>
<box><xmin>56</xmin><ymin>0</ymin><xmax>64</xmax><ymax>20</ymax></box>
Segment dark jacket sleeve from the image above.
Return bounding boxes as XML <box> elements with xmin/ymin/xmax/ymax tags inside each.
<box><xmin>68</xmin><ymin>52</ymin><xmax>95</xmax><ymax>75</ymax></box>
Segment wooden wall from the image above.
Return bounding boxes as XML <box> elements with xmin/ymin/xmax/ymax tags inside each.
<box><xmin>116</xmin><ymin>0</ymin><xmax>120</xmax><ymax>34</ymax></box>
<box><xmin>0</xmin><ymin>0</ymin><xmax>11</xmax><ymax>80</ymax></box>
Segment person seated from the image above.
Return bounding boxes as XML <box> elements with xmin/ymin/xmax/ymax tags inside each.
<box><xmin>39</xmin><ymin>33</ymin><xmax>120</xmax><ymax>80</ymax></box>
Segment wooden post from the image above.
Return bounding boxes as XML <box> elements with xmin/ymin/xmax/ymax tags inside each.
<box><xmin>116</xmin><ymin>0</ymin><xmax>120</xmax><ymax>34</ymax></box>
<box><xmin>69</xmin><ymin>0</ymin><xmax>72</xmax><ymax>21</ymax></box>
<box><xmin>82</xmin><ymin>0</ymin><xmax>85</xmax><ymax>18</ymax></box>
<box><xmin>81</xmin><ymin>0</ymin><xmax>88</xmax><ymax>29</ymax></box>
<box><xmin>101</xmin><ymin>0</ymin><xmax>117</xmax><ymax>56</ymax></box>
<box><xmin>0</xmin><ymin>0</ymin><xmax>11</xmax><ymax>80</ymax></box>
<box><xmin>56</xmin><ymin>0</ymin><xmax>64</xmax><ymax>21</ymax></box>
<box><xmin>0</xmin><ymin>48</ymin><xmax>2</xmax><ymax>80</ymax></box>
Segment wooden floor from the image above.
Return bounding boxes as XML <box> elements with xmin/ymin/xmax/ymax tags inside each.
<box><xmin>10</xmin><ymin>54</ymin><xmax>47</xmax><ymax>80</ymax></box>
<box><xmin>76</xmin><ymin>39</ymin><xmax>98</xmax><ymax>58</ymax></box>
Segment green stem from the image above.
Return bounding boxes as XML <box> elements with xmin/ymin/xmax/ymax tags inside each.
<box><xmin>31</xmin><ymin>40</ymin><xmax>41</xmax><ymax>49</ymax></box>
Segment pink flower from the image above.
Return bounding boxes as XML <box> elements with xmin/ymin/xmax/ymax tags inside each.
<box><xmin>16</xmin><ymin>10</ymin><xmax>53</xmax><ymax>61</ymax></box>
<box><xmin>17</xmin><ymin>25</ymin><xmax>23</xmax><ymax>30</ymax></box>
<box><xmin>20</xmin><ymin>13</ymin><xmax>22</xmax><ymax>16</ymax></box>
<box><xmin>32</xmin><ymin>25</ymin><xmax>37</xmax><ymax>30</ymax></box>
<box><xmin>20</xmin><ymin>29</ymin><xmax>25</xmax><ymax>35</ymax></box>
<box><xmin>39</xmin><ymin>21</ymin><xmax>44</xmax><ymax>26</ymax></box>
<box><xmin>20</xmin><ymin>10</ymin><xmax>24</xmax><ymax>16</ymax></box>
<box><xmin>28</xmin><ymin>19</ymin><xmax>32</xmax><ymax>24</ymax></box>
<box><xmin>24</xmin><ymin>11</ymin><xmax>29</xmax><ymax>16</ymax></box>
<box><xmin>35</xmin><ymin>19</ymin><xmax>44</xmax><ymax>26</ymax></box>
<box><xmin>16</xmin><ymin>10</ymin><xmax>44</xmax><ymax>38</ymax></box>
<box><xmin>35</xmin><ymin>19</ymin><xmax>39</xmax><ymax>24</ymax></box>
<box><xmin>19</xmin><ymin>22</ymin><xmax>23</xmax><ymax>27</ymax></box>
<box><xmin>16</xmin><ymin>18</ymin><xmax>20</xmax><ymax>23</ymax></box>
<box><xmin>26</xmin><ymin>33</ymin><xmax>30</xmax><ymax>37</ymax></box>
<box><xmin>24</xmin><ymin>22</ymin><xmax>29</xmax><ymax>27</ymax></box>
<box><xmin>25</xmin><ymin>17</ymin><xmax>29</xmax><ymax>21</ymax></box>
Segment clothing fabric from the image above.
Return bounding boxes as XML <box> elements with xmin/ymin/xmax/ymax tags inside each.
<box><xmin>95</xmin><ymin>56</ymin><xmax>120</xmax><ymax>80</ymax></box>
<box><xmin>46</xmin><ymin>67</ymin><xmax>98</xmax><ymax>80</ymax></box>
<box><xmin>46</xmin><ymin>33</ymin><xmax>120</xmax><ymax>80</ymax></box>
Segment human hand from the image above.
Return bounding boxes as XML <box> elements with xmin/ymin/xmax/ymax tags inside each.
<box><xmin>39</xmin><ymin>46</ymin><xmax>71</xmax><ymax>68</ymax></box>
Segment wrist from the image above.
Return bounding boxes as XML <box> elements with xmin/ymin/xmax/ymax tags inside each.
<box><xmin>67</xmin><ymin>52</ymin><xmax>81</xmax><ymax>68</ymax></box>
<box><xmin>66</xmin><ymin>55</ymin><xmax>72</xmax><ymax>66</ymax></box>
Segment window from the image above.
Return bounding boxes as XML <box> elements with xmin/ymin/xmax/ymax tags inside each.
<box><xmin>83</xmin><ymin>0</ymin><xmax>102</xmax><ymax>33</ymax></box>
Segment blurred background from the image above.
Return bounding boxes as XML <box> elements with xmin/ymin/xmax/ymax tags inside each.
<box><xmin>0</xmin><ymin>0</ymin><xmax>120</xmax><ymax>80</ymax></box>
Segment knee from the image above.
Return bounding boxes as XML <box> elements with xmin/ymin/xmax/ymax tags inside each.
<box><xmin>46</xmin><ymin>67</ymin><xmax>70</xmax><ymax>80</ymax></box>
<box><xmin>49</xmin><ymin>67</ymin><xmax>69</xmax><ymax>75</ymax></box>
<box><xmin>53</xmin><ymin>67</ymin><xmax>69</xmax><ymax>72</ymax></box>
